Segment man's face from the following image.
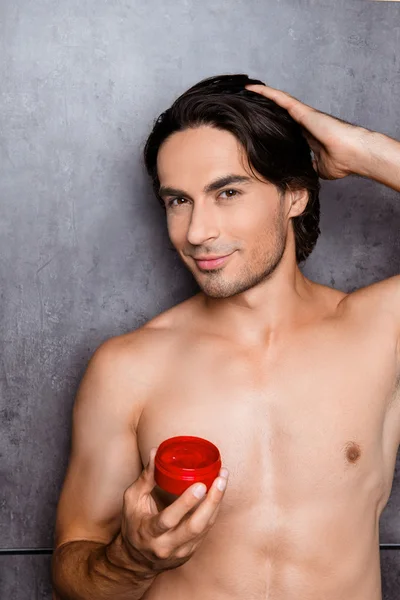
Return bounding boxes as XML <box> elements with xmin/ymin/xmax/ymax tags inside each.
<box><xmin>157</xmin><ymin>125</ymin><xmax>292</xmax><ymax>299</ymax></box>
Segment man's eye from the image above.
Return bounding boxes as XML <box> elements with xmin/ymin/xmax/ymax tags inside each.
<box><xmin>166</xmin><ymin>190</ymin><xmax>239</xmax><ymax>207</ymax></box>
<box><xmin>220</xmin><ymin>189</ymin><xmax>239</xmax><ymax>199</ymax></box>
<box><xmin>167</xmin><ymin>197</ymin><xmax>187</xmax><ymax>207</ymax></box>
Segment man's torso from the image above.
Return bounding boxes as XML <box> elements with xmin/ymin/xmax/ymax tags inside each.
<box><xmin>123</xmin><ymin>283</ymin><xmax>400</xmax><ymax>599</ymax></box>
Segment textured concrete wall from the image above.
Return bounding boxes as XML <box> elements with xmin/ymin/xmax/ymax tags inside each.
<box><xmin>1</xmin><ymin>0</ymin><xmax>399</xmax><ymax>596</ymax></box>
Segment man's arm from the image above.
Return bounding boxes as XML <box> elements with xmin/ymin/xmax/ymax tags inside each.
<box><xmin>344</xmin><ymin>274</ymin><xmax>400</xmax><ymax>387</ymax></box>
<box><xmin>52</xmin><ymin>535</ymin><xmax>156</xmax><ymax>600</ymax></box>
<box><xmin>356</xmin><ymin>131</ymin><xmax>400</xmax><ymax>193</ymax></box>
<box><xmin>347</xmin><ymin>129</ymin><xmax>400</xmax><ymax>356</ymax></box>
<box><xmin>51</xmin><ymin>334</ymin><xmax>157</xmax><ymax>600</ymax></box>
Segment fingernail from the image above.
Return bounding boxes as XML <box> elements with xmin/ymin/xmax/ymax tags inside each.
<box><xmin>193</xmin><ymin>484</ymin><xmax>206</xmax><ymax>499</ymax></box>
<box><xmin>219</xmin><ymin>468</ymin><xmax>229</xmax><ymax>479</ymax></box>
<box><xmin>217</xmin><ymin>478</ymin><xmax>227</xmax><ymax>492</ymax></box>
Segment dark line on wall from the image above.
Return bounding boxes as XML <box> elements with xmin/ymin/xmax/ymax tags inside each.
<box><xmin>0</xmin><ymin>548</ymin><xmax>53</xmax><ymax>555</ymax></box>
<box><xmin>1</xmin><ymin>544</ymin><xmax>400</xmax><ymax>555</ymax></box>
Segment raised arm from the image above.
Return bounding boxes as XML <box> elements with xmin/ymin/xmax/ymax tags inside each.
<box><xmin>357</xmin><ymin>131</ymin><xmax>400</xmax><ymax>193</ymax></box>
<box><xmin>245</xmin><ymin>82</ymin><xmax>400</xmax><ymax>192</ymax></box>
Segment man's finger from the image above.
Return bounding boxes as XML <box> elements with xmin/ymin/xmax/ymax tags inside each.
<box><xmin>246</xmin><ymin>83</ymin><xmax>308</xmax><ymax>109</ymax></box>
<box><xmin>159</xmin><ymin>473</ymin><xmax>228</xmax><ymax>546</ymax></box>
<box><xmin>245</xmin><ymin>83</ymin><xmax>317</xmax><ymax>128</ymax></box>
<box><xmin>181</xmin><ymin>474</ymin><xmax>228</xmax><ymax>535</ymax></box>
<box><xmin>139</xmin><ymin>447</ymin><xmax>158</xmax><ymax>493</ymax></box>
<box><xmin>147</xmin><ymin>481</ymin><xmax>208</xmax><ymax>537</ymax></box>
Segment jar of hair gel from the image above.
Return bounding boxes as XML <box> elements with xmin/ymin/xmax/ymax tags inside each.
<box><xmin>154</xmin><ymin>436</ymin><xmax>222</xmax><ymax>495</ymax></box>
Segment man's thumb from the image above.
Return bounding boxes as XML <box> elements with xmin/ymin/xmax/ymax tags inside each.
<box><xmin>142</xmin><ymin>446</ymin><xmax>158</xmax><ymax>490</ymax></box>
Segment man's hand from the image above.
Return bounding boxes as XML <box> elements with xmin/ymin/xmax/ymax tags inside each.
<box><xmin>120</xmin><ymin>447</ymin><xmax>229</xmax><ymax>575</ymax></box>
<box><xmin>245</xmin><ymin>83</ymin><xmax>371</xmax><ymax>181</ymax></box>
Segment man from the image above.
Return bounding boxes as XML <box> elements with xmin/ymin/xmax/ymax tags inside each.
<box><xmin>52</xmin><ymin>74</ymin><xmax>400</xmax><ymax>600</ymax></box>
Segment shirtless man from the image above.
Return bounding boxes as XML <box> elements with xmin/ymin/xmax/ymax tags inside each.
<box><xmin>51</xmin><ymin>74</ymin><xmax>400</xmax><ymax>600</ymax></box>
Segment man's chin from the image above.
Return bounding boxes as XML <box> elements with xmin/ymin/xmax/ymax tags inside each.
<box><xmin>196</xmin><ymin>261</ymin><xmax>282</xmax><ymax>298</ymax></box>
<box><xmin>196</xmin><ymin>277</ymin><xmax>245</xmax><ymax>300</ymax></box>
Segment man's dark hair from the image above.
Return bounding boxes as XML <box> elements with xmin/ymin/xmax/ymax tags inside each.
<box><xmin>143</xmin><ymin>74</ymin><xmax>321</xmax><ymax>264</ymax></box>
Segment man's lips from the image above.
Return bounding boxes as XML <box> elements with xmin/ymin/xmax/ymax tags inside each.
<box><xmin>193</xmin><ymin>253</ymin><xmax>234</xmax><ymax>270</ymax></box>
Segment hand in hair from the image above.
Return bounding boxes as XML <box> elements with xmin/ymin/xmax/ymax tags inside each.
<box><xmin>245</xmin><ymin>83</ymin><xmax>372</xmax><ymax>181</ymax></box>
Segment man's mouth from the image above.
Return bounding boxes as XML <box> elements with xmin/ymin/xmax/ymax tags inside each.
<box><xmin>193</xmin><ymin>253</ymin><xmax>233</xmax><ymax>271</ymax></box>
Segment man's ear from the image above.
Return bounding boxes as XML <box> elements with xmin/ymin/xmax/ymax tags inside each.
<box><xmin>287</xmin><ymin>189</ymin><xmax>309</xmax><ymax>218</ymax></box>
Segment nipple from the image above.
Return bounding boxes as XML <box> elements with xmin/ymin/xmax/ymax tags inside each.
<box><xmin>344</xmin><ymin>441</ymin><xmax>361</xmax><ymax>464</ymax></box>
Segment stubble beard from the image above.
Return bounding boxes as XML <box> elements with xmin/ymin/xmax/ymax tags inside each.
<box><xmin>193</xmin><ymin>216</ymin><xmax>288</xmax><ymax>299</ymax></box>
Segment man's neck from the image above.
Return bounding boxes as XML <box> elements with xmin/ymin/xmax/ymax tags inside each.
<box><xmin>199</xmin><ymin>263</ymin><xmax>317</xmax><ymax>346</ymax></box>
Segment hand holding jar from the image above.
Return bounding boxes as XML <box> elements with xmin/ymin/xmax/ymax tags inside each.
<box><xmin>120</xmin><ymin>436</ymin><xmax>229</xmax><ymax>575</ymax></box>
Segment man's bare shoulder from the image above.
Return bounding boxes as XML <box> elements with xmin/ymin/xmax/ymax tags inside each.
<box><xmin>332</xmin><ymin>275</ymin><xmax>400</xmax><ymax>363</ymax></box>
<box><xmin>81</xmin><ymin>295</ymin><xmax>200</xmax><ymax>428</ymax></box>
<box><xmin>94</xmin><ymin>293</ymin><xmax>200</xmax><ymax>373</ymax></box>
<box><xmin>306</xmin><ymin>276</ymin><xmax>400</xmax><ymax>340</ymax></box>
<box><xmin>338</xmin><ymin>274</ymin><xmax>400</xmax><ymax>321</ymax></box>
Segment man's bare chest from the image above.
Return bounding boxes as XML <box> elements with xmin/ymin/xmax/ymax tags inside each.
<box><xmin>136</xmin><ymin>331</ymin><xmax>400</xmax><ymax>513</ymax></box>
<box><xmin>138</xmin><ymin>359</ymin><xmax>398</xmax><ymax>502</ymax></box>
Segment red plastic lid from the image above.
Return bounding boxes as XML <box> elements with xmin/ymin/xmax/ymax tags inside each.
<box><xmin>154</xmin><ymin>436</ymin><xmax>222</xmax><ymax>495</ymax></box>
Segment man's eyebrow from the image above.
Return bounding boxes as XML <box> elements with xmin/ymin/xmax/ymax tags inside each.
<box><xmin>158</xmin><ymin>174</ymin><xmax>253</xmax><ymax>199</ymax></box>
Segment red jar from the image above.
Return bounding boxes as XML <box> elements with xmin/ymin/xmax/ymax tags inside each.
<box><xmin>154</xmin><ymin>436</ymin><xmax>222</xmax><ymax>495</ymax></box>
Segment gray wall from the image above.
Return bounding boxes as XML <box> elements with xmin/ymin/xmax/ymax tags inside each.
<box><xmin>1</xmin><ymin>0</ymin><xmax>399</xmax><ymax>597</ymax></box>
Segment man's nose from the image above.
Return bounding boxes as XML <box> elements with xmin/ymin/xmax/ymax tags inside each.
<box><xmin>186</xmin><ymin>204</ymin><xmax>220</xmax><ymax>246</ymax></box>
